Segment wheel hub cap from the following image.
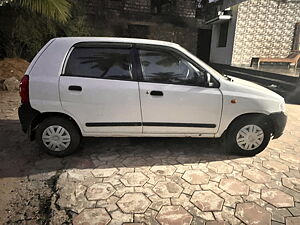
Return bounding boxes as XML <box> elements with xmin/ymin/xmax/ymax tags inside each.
<box><xmin>42</xmin><ymin>125</ymin><xmax>71</xmax><ymax>152</ymax></box>
<box><xmin>236</xmin><ymin>125</ymin><xmax>264</xmax><ymax>151</ymax></box>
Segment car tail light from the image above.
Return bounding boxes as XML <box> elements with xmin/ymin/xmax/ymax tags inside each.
<box><xmin>20</xmin><ymin>75</ymin><xmax>29</xmax><ymax>104</ymax></box>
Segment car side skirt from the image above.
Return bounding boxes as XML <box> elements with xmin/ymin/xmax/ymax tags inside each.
<box><xmin>86</xmin><ymin>122</ymin><xmax>216</xmax><ymax>128</ymax></box>
<box><xmin>81</xmin><ymin>132</ymin><xmax>216</xmax><ymax>138</ymax></box>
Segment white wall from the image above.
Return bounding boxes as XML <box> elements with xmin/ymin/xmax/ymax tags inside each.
<box><xmin>209</xmin><ymin>5</ymin><xmax>238</xmax><ymax>65</ymax></box>
<box><xmin>221</xmin><ymin>0</ymin><xmax>247</xmax><ymax>10</ymax></box>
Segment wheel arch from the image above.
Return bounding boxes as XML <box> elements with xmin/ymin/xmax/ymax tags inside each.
<box><xmin>221</xmin><ymin>113</ymin><xmax>273</xmax><ymax>138</ymax></box>
<box><xmin>30</xmin><ymin>112</ymin><xmax>82</xmax><ymax>140</ymax></box>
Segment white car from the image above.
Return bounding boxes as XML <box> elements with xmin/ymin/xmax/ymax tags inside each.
<box><xmin>18</xmin><ymin>37</ymin><xmax>287</xmax><ymax>157</ymax></box>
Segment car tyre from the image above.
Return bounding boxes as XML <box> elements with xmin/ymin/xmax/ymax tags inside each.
<box><xmin>36</xmin><ymin>117</ymin><xmax>81</xmax><ymax>157</ymax></box>
<box><xmin>226</xmin><ymin>116</ymin><xmax>271</xmax><ymax>156</ymax></box>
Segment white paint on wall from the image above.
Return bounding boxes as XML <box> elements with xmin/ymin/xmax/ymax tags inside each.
<box><xmin>209</xmin><ymin>5</ymin><xmax>238</xmax><ymax>65</ymax></box>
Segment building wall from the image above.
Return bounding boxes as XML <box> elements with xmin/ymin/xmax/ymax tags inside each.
<box><xmin>232</xmin><ymin>0</ymin><xmax>300</xmax><ymax>66</ymax></box>
<box><xmin>124</xmin><ymin>0</ymin><xmax>151</xmax><ymax>13</ymax></box>
<box><xmin>220</xmin><ymin>0</ymin><xmax>247</xmax><ymax>10</ymax></box>
<box><xmin>209</xmin><ymin>5</ymin><xmax>238</xmax><ymax>65</ymax></box>
<box><xmin>88</xmin><ymin>0</ymin><xmax>196</xmax><ymax>17</ymax></box>
<box><xmin>85</xmin><ymin>0</ymin><xmax>200</xmax><ymax>54</ymax></box>
<box><xmin>175</xmin><ymin>0</ymin><xmax>196</xmax><ymax>18</ymax></box>
<box><xmin>148</xmin><ymin>24</ymin><xmax>198</xmax><ymax>55</ymax></box>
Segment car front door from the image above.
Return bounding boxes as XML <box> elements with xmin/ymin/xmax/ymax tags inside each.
<box><xmin>137</xmin><ymin>46</ymin><xmax>222</xmax><ymax>134</ymax></box>
<box><xmin>59</xmin><ymin>44</ymin><xmax>142</xmax><ymax>134</ymax></box>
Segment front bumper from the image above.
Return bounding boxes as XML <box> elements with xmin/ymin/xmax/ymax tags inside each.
<box><xmin>18</xmin><ymin>103</ymin><xmax>40</xmax><ymax>133</ymax></box>
<box><xmin>269</xmin><ymin>112</ymin><xmax>287</xmax><ymax>139</ymax></box>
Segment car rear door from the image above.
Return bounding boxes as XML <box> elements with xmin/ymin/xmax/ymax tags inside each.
<box><xmin>136</xmin><ymin>45</ymin><xmax>222</xmax><ymax>134</ymax></box>
<box><xmin>59</xmin><ymin>43</ymin><xmax>142</xmax><ymax>135</ymax></box>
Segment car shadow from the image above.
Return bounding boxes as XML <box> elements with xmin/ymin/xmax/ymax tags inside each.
<box><xmin>284</xmin><ymin>85</ymin><xmax>300</xmax><ymax>104</ymax></box>
<box><xmin>0</xmin><ymin>120</ymin><xmax>245</xmax><ymax>179</ymax></box>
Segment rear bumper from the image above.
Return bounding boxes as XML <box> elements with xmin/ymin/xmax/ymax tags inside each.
<box><xmin>269</xmin><ymin>112</ymin><xmax>287</xmax><ymax>139</ymax></box>
<box><xmin>18</xmin><ymin>104</ymin><xmax>40</xmax><ymax>133</ymax></box>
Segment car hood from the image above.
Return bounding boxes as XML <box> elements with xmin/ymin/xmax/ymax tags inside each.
<box><xmin>222</xmin><ymin>76</ymin><xmax>285</xmax><ymax>103</ymax></box>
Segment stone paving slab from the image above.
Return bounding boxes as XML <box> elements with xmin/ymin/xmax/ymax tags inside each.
<box><xmin>191</xmin><ymin>191</ymin><xmax>224</xmax><ymax>212</ymax></box>
<box><xmin>73</xmin><ymin>208</ymin><xmax>111</xmax><ymax>225</ymax></box>
<box><xmin>182</xmin><ymin>170</ymin><xmax>210</xmax><ymax>185</ymax></box>
<box><xmin>262</xmin><ymin>189</ymin><xmax>294</xmax><ymax>208</ymax></box>
<box><xmin>156</xmin><ymin>206</ymin><xmax>193</xmax><ymax>225</ymax></box>
<box><xmin>235</xmin><ymin>202</ymin><xmax>271</xmax><ymax>225</ymax></box>
<box><xmin>50</xmin><ymin>104</ymin><xmax>300</xmax><ymax>224</ymax></box>
<box><xmin>86</xmin><ymin>183</ymin><xmax>116</xmax><ymax>201</ymax></box>
<box><xmin>219</xmin><ymin>178</ymin><xmax>249</xmax><ymax>196</ymax></box>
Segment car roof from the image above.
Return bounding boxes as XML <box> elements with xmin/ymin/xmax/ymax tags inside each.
<box><xmin>53</xmin><ymin>37</ymin><xmax>181</xmax><ymax>48</ymax></box>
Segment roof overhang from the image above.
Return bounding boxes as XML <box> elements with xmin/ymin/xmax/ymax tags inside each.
<box><xmin>205</xmin><ymin>15</ymin><xmax>232</xmax><ymax>25</ymax></box>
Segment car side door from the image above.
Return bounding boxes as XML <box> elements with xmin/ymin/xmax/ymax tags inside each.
<box><xmin>136</xmin><ymin>45</ymin><xmax>223</xmax><ymax>134</ymax></box>
<box><xmin>59</xmin><ymin>43</ymin><xmax>142</xmax><ymax>135</ymax></box>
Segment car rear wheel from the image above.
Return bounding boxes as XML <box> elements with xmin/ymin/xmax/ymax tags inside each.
<box><xmin>36</xmin><ymin>117</ymin><xmax>81</xmax><ymax>157</ymax></box>
<box><xmin>226</xmin><ymin>116</ymin><xmax>271</xmax><ymax>156</ymax></box>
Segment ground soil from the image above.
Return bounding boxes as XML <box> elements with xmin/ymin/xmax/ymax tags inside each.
<box><xmin>0</xmin><ymin>91</ymin><xmax>58</xmax><ymax>225</ymax></box>
<box><xmin>0</xmin><ymin>58</ymin><xmax>29</xmax><ymax>81</ymax></box>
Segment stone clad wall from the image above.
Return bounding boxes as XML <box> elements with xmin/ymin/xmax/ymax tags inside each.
<box><xmin>84</xmin><ymin>0</ymin><xmax>200</xmax><ymax>55</ymax></box>
<box><xmin>87</xmin><ymin>0</ymin><xmax>196</xmax><ymax>18</ymax></box>
<box><xmin>175</xmin><ymin>0</ymin><xmax>196</xmax><ymax>18</ymax></box>
<box><xmin>124</xmin><ymin>0</ymin><xmax>151</xmax><ymax>13</ymax></box>
<box><xmin>231</xmin><ymin>0</ymin><xmax>300</xmax><ymax>66</ymax></box>
<box><xmin>104</xmin><ymin>0</ymin><xmax>123</xmax><ymax>10</ymax></box>
<box><xmin>148</xmin><ymin>25</ymin><xmax>198</xmax><ymax>55</ymax></box>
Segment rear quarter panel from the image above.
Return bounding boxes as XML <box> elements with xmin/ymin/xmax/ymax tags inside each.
<box><xmin>28</xmin><ymin>39</ymin><xmax>84</xmax><ymax>133</ymax></box>
<box><xmin>29</xmin><ymin>39</ymin><xmax>72</xmax><ymax>113</ymax></box>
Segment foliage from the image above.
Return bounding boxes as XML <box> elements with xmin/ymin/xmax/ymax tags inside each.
<box><xmin>1</xmin><ymin>9</ymin><xmax>57</xmax><ymax>59</ymax></box>
<box><xmin>0</xmin><ymin>0</ymin><xmax>91</xmax><ymax>61</ymax></box>
<box><xmin>61</xmin><ymin>2</ymin><xmax>91</xmax><ymax>37</ymax></box>
<box><xmin>0</xmin><ymin>0</ymin><xmax>71</xmax><ymax>23</ymax></box>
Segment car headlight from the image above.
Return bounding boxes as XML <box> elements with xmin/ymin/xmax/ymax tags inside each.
<box><xmin>280</xmin><ymin>102</ymin><xmax>286</xmax><ymax>112</ymax></box>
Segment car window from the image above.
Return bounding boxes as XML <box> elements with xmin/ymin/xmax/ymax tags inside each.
<box><xmin>65</xmin><ymin>47</ymin><xmax>133</xmax><ymax>80</ymax></box>
<box><xmin>139</xmin><ymin>49</ymin><xmax>206</xmax><ymax>85</ymax></box>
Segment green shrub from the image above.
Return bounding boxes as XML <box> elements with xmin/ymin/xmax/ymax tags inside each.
<box><xmin>0</xmin><ymin>1</ymin><xmax>92</xmax><ymax>61</ymax></box>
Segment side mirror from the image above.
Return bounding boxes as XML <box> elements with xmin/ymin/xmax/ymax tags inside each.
<box><xmin>207</xmin><ymin>72</ymin><xmax>211</xmax><ymax>83</ymax></box>
<box><xmin>206</xmin><ymin>72</ymin><xmax>215</xmax><ymax>87</ymax></box>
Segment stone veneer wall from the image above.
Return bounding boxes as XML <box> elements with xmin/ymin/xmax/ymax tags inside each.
<box><xmin>84</xmin><ymin>0</ymin><xmax>199</xmax><ymax>54</ymax></box>
<box><xmin>148</xmin><ymin>24</ymin><xmax>198</xmax><ymax>55</ymax></box>
<box><xmin>124</xmin><ymin>0</ymin><xmax>151</xmax><ymax>13</ymax></box>
<box><xmin>175</xmin><ymin>0</ymin><xmax>196</xmax><ymax>18</ymax></box>
<box><xmin>231</xmin><ymin>0</ymin><xmax>300</xmax><ymax>66</ymax></box>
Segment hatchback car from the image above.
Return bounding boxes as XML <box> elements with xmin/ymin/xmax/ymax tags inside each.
<box><xmin>19</xmin><ymin>37</ymin><xmax>287</xmax><ymax>156</ymax></box>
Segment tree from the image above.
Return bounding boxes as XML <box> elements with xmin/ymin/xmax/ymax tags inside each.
<box><xmin>0</xmin><ymin>0</ymin><xmax>71</xmax><ymax>23</ymax></box>
<box><xmin>0</xmin><ymin>0</ymin><xmax>92</xmax><ymax>60</ymax></box>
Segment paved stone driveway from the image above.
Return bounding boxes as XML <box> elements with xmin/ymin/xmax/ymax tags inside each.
<box><xmin>46</xmin><ymin>104</ymin><xmax>300</xmax><ymax>225</ymax></box>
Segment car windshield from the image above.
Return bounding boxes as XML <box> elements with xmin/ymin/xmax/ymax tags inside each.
<box><xmin>176</xmin><ymin>45</ymin><xmax>232</xmax><ymax>81</ymax></box>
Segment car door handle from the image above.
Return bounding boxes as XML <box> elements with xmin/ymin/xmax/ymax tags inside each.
<box><xmin>148</xmin><ymin>90</ymin><xmax>163</xmax><ymax>96</ymax></box>
<box><xmin>68</xmin><ymin>85</ymin><xmax>82</xmax><ymax>91</ymax></box>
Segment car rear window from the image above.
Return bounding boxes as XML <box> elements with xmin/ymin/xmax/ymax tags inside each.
<box><xmin>64</xmin><ymin>47</ymin><xmax>133</xmax><ymax>80</ymax></box>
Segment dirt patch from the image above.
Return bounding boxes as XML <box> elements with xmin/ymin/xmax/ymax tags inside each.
<box><xmin>0</xmin><ymin>91</ymin><xmax>69</xmax><ymax>224</ymax></box>
<box><xmin>0</xmin><ymin>58</ymin><xmax>29</xmax><ymax>81</ymax></box>
<box><xmin>0</xmin><ymin>91</ymin><xmax>19</xmax><ymax>120</ymax></box>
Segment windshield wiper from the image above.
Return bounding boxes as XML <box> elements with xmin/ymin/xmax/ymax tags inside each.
<box><xmin>222</xmin><ymin>74</ymin><xmax>233</xmax><ymax>82</ymax></box>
